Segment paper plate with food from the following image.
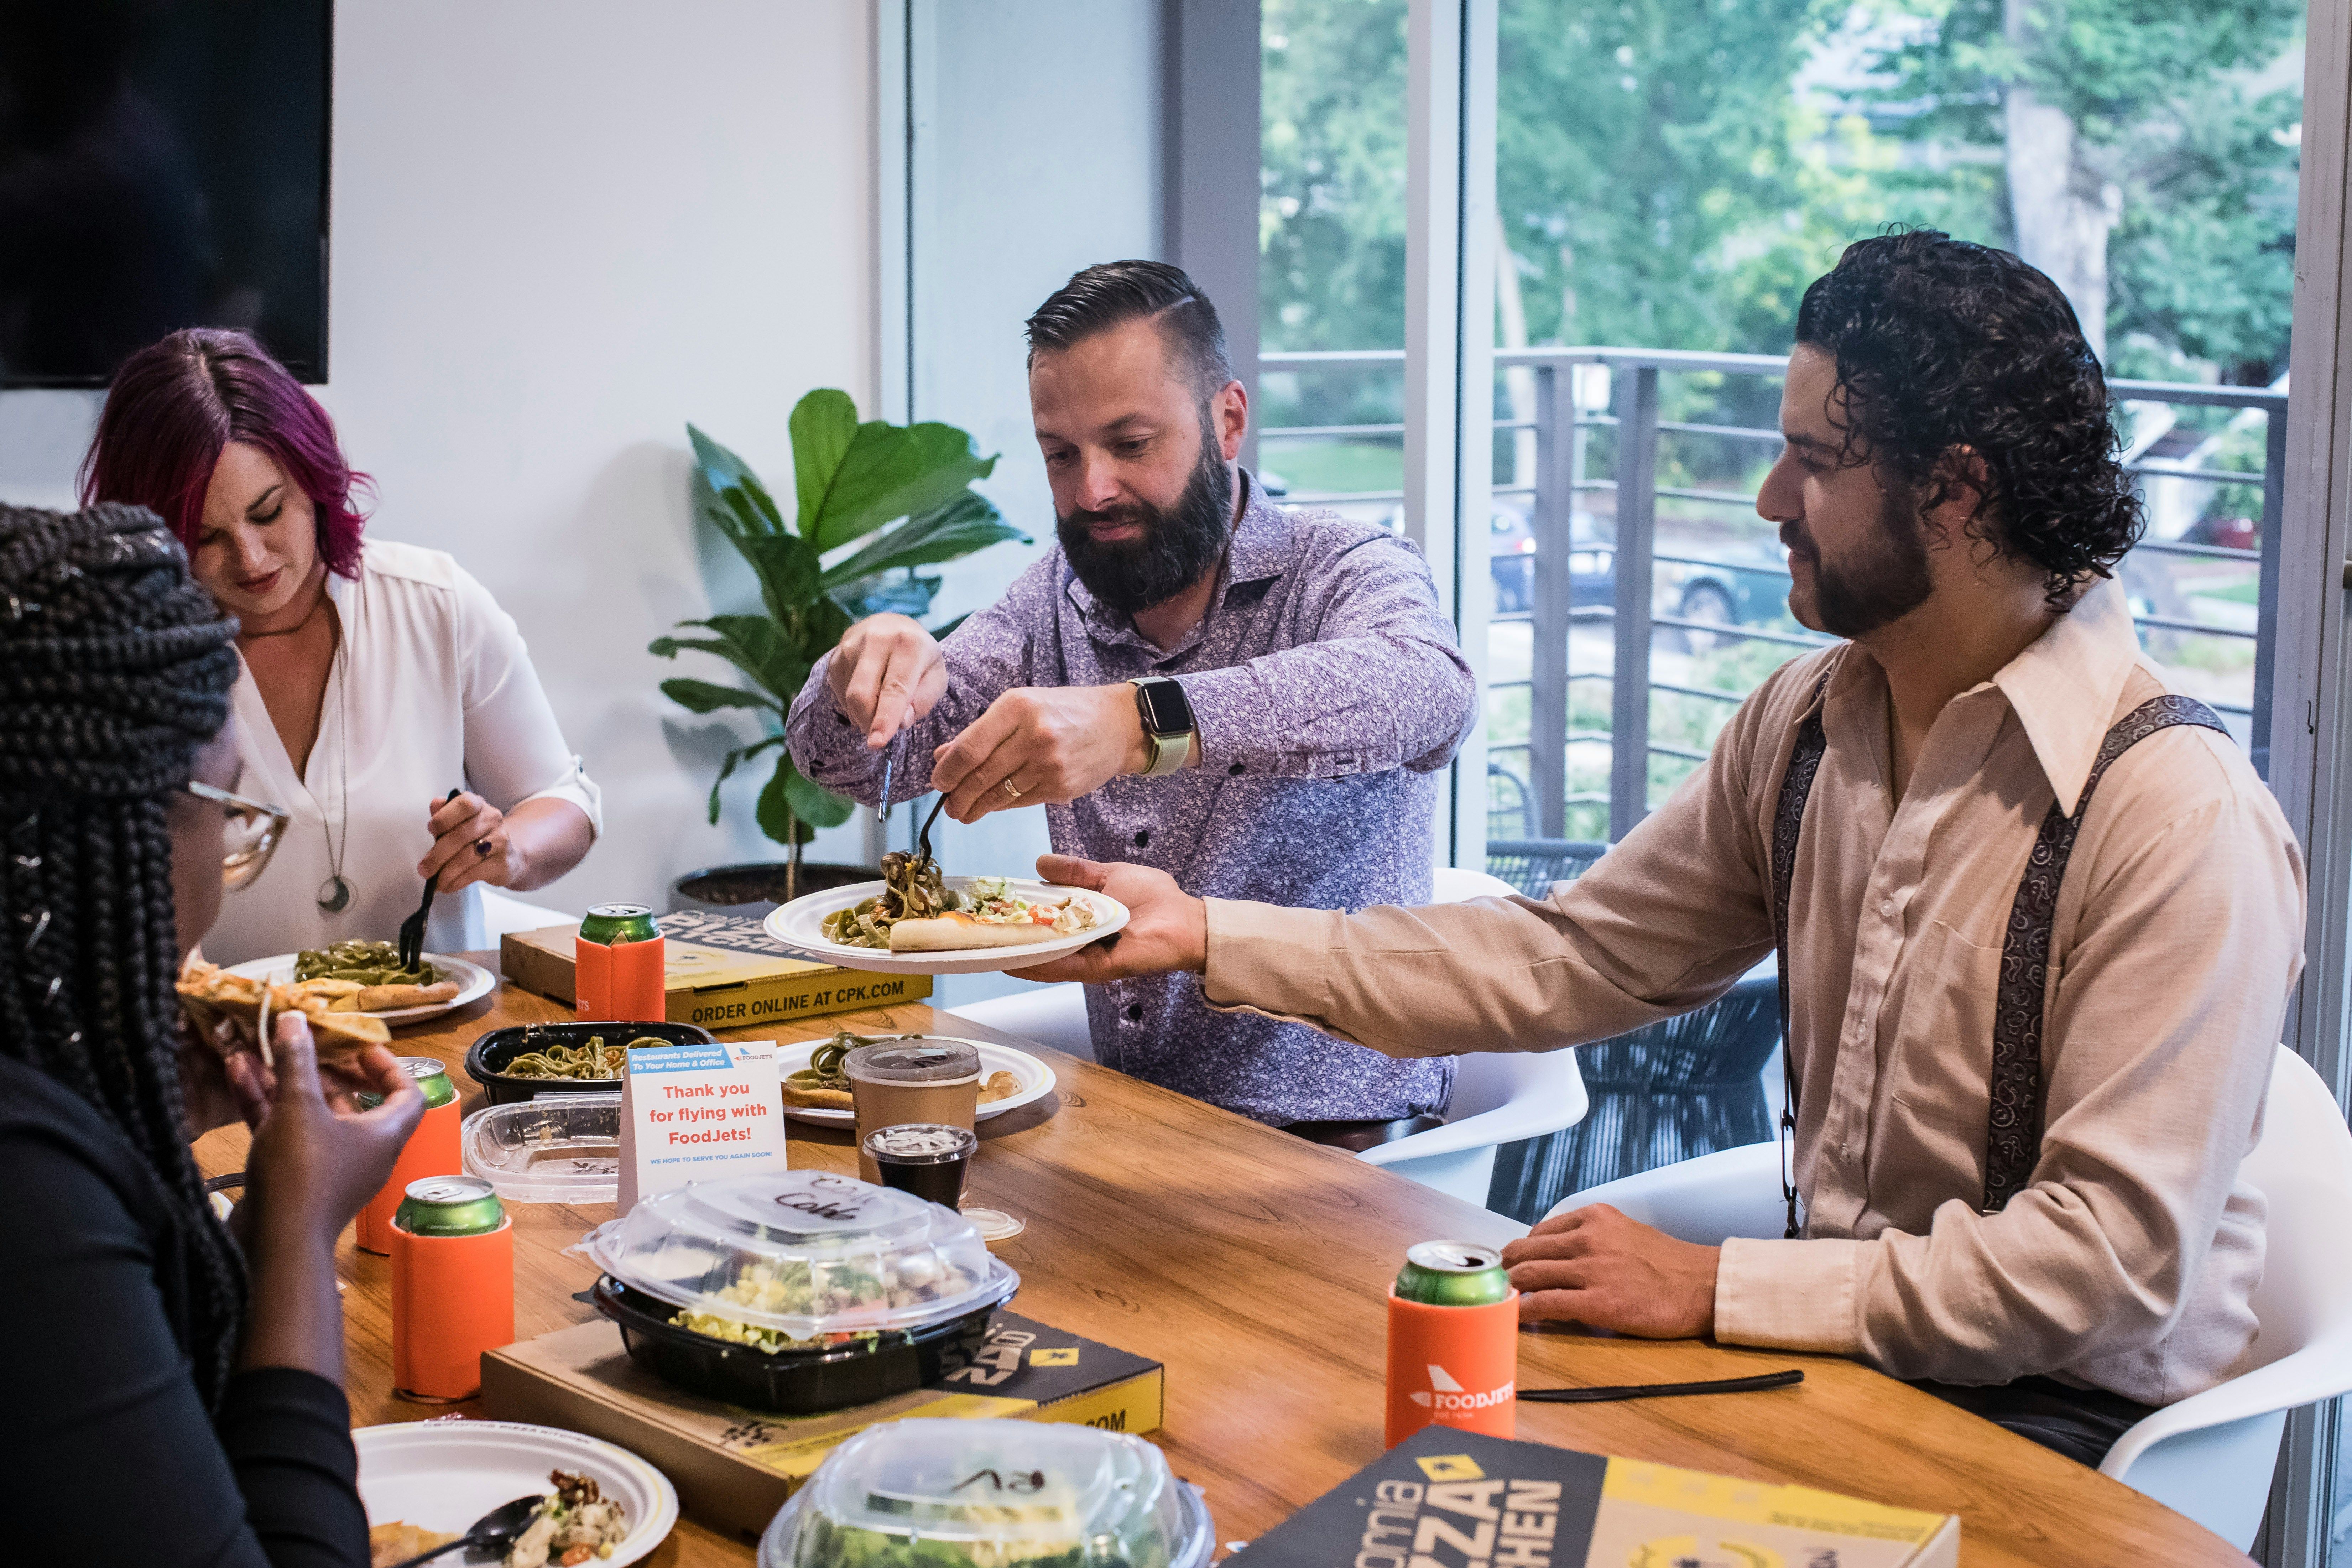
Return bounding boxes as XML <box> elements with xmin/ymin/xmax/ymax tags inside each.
<box><xmin>225</xmin><ymin>940</ymin><xmax>495</xmax><ymax>1024</ymax></box>
<box><xmin>763</xmin><ymin>850</ymin><xmax>1126</xmax><ymax>975</ymax></box>
<box><xmin>776</xmin><ymin>1026</ymin><xmax>1055</xmax><ymax>1126</ymax></box>
<box><xmin>355</xmin><ymin>1418</ymin><xmax>677</xmax><ymax>1568</ymax></box>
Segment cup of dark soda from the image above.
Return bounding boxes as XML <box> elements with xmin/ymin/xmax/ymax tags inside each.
<box><xmin>862</xmin><ymin>1122</ymin><xmax>978</xmax><ymax>1208</ymax></box>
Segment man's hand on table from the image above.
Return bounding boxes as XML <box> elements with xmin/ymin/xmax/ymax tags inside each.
<box><xmin>933</xmin><ymin>684</ymin><xmax>1163</xmax><ymax>823</ymax></box>
<box><xmin>1010</xmin><ymin>855</ymin><xmax>1207</xmax><ymax>981</ymax></box>
<box><xmin>1502</xmin><ymin>1203</ymin><xmax>1721</xmax><ymax>1338</ymax></box>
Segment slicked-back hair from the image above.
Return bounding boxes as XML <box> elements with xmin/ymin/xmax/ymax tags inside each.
<box><xmin>1026</xmin><ymin>260</ymin><xmax>1235</xmax><ymax>399</ymax></box>
<box><xmin>1793</xmin><ymin>229</ymin><xmax>2141</xmax><ymax>611</ymax></box>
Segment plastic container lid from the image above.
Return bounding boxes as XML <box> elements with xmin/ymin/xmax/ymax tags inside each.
<box><xmin>757</xmin><ymin>1418</ymin><xmax>1214</xmax><ymax>1568</ymax></box>
<box><xmin>863</xmin><ymin>1123</ymin><xmax>978</xmax><ymax>1164</ymax></box>
<box><xmin>463</xmin><ymin>1094</ymin><xmax>622</xmax><ymax>1204</ymax></box>
<box><xmin>579</xmin><ymin>1170</ymin><xmax>1015</xmax><ymax>1338</ymax></box>
<box><xmin>846</xmin><ymin>1040</ymin><xmax>980</xmax><ymax>1084</ymax></box>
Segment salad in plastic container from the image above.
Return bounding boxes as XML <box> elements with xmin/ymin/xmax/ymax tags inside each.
<box><xmin>758</xmin><ymin>1418</ymin><xmax>1214</xmax><ymax>1568</ymax></box>
<box><xmin>579</xmin><ymin>1170</ymin><xmax>1016</xmax><ymax>1347</ymax></box>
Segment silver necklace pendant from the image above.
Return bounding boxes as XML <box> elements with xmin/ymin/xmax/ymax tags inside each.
<box><xmin>317</xmin><ymin>875</ymin><xmax>354</xmax><ymax>914</ymax></box>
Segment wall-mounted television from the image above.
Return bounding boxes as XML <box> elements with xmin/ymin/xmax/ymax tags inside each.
<box><xmin>0</xmin><ymin>0</ymin><xmax>330</xmax><ymax>388</ymax></box>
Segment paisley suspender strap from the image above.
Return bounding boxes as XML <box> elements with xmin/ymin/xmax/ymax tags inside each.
<box><xmin>1768</xmin><ymin>676</ymin><xmax>1834</xmax><ymax>1239</ymax></box>
<box><xmin>1980</xmin><ymin>693</ymin><xmax>2228</xmax><ymax>1212</ymax></box>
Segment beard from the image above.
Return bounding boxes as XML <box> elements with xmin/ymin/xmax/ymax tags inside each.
<box><xmin>1787</xmin><ymin>484</ymin><xmax>1934</xmax><ymax>639</ymax></box>
<box><xmin>1056</xmin><ymin>411</ymin><xmax>1234</xmax><ymax>616</ymax></box>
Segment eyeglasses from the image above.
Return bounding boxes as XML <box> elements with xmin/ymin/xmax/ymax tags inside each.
<box><xmin>181</xmin><ymin>780</ymin><xmax>291</xmax><ymax>893</ymax></box>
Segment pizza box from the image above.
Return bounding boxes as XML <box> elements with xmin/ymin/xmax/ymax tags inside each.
<box><xmin>499</xmin><ymin>910</ymin><xmax>931</xmax><ymax>1032</ymax></box>
<box><xmin>1227</xmin><ymin>1425</ymin><xmax>1958</xmax><ymax>1567</ymax></box>
<box><xmin>480</xmin><ymin>1309</ymin><xmax>1164</xmax><ymax>1541</ymax></box>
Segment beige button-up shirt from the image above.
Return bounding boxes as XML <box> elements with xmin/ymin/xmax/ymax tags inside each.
<box><xmin>1203</xmin><ymin>580</ymin><xmax>2305</xmax><ymax>1403</ymax></box>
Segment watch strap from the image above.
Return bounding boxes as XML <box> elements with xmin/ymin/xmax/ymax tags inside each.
<box><xmin>1142</xmin><ymin>728</ymin><xmax>1193</xmax><ymax>777</ymax></box>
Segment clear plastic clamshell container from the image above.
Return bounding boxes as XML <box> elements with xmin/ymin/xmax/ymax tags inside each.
<box><xmin>758</xmin><ymin>1418</ymin><xmax>1214</xmax><ymax>1568</ymax></box>
<box><xmin>580</xmin><ymin>1169</ymin><xmax>1016</xmax><ymax>1340</ymax></box>
<box><xmin>462</xmin><ymin>1094</ymin><xmax>622</xmax><ymax>1204</ymax></box>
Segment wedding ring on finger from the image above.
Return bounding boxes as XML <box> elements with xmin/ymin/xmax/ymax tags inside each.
<box><xmin>999</xmin><ymin>778</ymin><xmax>1025</xmax><ymax>801</ymax></box>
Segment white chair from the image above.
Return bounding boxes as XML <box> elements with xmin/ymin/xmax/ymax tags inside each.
<box><xmin>478</xmin><ymin>886</ymin><xmax>576</xmax><ymax>941</ymax></box>
<box><xmin>1357</xmin><ymin>866</ymin><xmax>1589</xmax><ymax>1206</ymax></box>
<box><xmin>946</xmin><ymin>983</ymin><xmax>1096</xmax><ymax>1060</ymax></box>
<box><xmin>1546</xmin><ymin>1046</ymin><xmax>2352</xmax><ymax>1551</ymax></box>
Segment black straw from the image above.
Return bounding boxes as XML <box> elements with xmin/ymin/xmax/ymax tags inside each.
<box><xmin>1519</xmin><ymin>1368</ymin><xmax>1804</xmax><ymax>1403</ymax></box>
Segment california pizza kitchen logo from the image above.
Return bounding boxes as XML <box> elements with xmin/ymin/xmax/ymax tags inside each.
<box><xmin>1408</xmin><ymin>1363</ymin><xmax>1515</xmax><ymax>1413</ymax></box>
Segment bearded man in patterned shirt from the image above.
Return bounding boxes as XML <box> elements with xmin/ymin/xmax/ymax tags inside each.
<box><xmin>785</xmin><ymin>260</ymin><xmax>1477</xmax><ymax>1139</ymax></box>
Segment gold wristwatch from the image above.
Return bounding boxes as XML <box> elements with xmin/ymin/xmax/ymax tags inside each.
<box><xmin>1128</xmin><ymin>676</ymin><xmax>1196</xmax><ymax>777</ymax></box>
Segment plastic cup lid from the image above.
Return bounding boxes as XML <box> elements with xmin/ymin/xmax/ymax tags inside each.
<box><xmin>758</xmin><ymin>1418</ymin><xmax>1214</xmax><ymax>1568</ymax></box>
<box><xmin>578</xmin><ymin>1169</ymin><xmax>1017</xmax><ymax>1337</ymax></box>
<box><xmin>862</xmin><ymin>1123</ymin><xmax>978</xmax><ymax>1163</ymax></box>
<box><xmin>845</xmin><ymin>1040</ymin><xmax>980</xmax><ymax>1083</ymax></box>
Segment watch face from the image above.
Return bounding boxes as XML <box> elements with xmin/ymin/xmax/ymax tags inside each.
<box><xmin>1138</xmin><ymin>678</ymin><xmax>1194</xmax><ymax>735</ymax></box>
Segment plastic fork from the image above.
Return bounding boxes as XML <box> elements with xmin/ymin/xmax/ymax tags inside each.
<box><xmin>398</xmin><ymin>788</ymin><xmax>463</xmax><ymax>971</ymax></box>
<box><xmin>915</xmin><ymin>793</ymin><xmax>949</xmax><ymax>868</ymax></box>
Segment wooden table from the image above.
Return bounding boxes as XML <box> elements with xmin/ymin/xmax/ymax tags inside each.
<box><xmin>194</xmin><ymin>966</ymin><xmax>2249</xmax><ymax>1567</ymax></box>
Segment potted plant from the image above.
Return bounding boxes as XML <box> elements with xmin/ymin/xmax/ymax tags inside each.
<box><xmin>655</xmin><ymin>391</ymin><xmax>1027</xmax><ymax>910</ymax></box>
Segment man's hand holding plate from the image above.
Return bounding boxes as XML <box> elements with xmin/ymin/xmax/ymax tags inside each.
<box><xmin>1010</xmin><ymin>854</ymin><xmax>1206</xmax><ymax>981</ymax></box>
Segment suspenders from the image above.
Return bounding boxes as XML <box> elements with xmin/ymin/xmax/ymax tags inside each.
<box><xmin>1767</xmin><ymin>682</ymin><xmax>2225</xmax><ymax>1238</ymax></box>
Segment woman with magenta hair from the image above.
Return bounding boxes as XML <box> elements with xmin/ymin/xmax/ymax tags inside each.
<box><xmin>80</xmin><ymin>329</ymin><xmax>601</xmax><ymax>964</ymax></box>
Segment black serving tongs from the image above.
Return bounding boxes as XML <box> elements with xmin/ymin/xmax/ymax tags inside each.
<box><xmin>1520</xmin><ymin>1368</ymin><xmax>1804</xmax><ymax>1403</ymax></box>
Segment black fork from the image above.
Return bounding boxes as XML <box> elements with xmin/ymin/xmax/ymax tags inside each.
<box><xmin>914</xmin><ymin>793</ymin><xmax>949</xmax><ymax>868</ymax></box>
<box><xmin>398</xmin><ymin>788</ymin><xmax>463</xmax><ymax>971</ymax></box>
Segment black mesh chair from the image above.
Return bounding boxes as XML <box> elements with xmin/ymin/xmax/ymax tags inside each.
<box><xmin>1485</xmin><ymin>971</ymin><xmax>1782</xmax><ymax>1224</ymax></box>
<box><xmin>1484</xmin><ymin>838</ymin><xmax>1610</xmax><ymax>897</ymax></box>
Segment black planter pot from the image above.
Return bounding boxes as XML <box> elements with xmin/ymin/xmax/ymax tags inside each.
<box><xmin>669</xmin><ymin>861</ymin><xmax>874</xmax><ymax>917</ymax></box>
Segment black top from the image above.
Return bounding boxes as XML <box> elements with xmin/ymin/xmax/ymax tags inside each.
<box><xmin>0</xmin><ymin>1055</ymin><xmax>369</xmax><ymax>1566</ymax></box>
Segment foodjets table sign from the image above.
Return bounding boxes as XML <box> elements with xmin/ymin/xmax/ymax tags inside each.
<box><xmin>617</xmin><ymin>1040</ymin><xmax>787</xmax><ymax>1207</ymax></box>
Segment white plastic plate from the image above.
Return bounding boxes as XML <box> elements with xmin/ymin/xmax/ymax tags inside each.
<box><xmin>775</xmin><ymin>1035</ymin><xmax>1056</xmax><ymax>1127</ymax></box>
<box><xmin>353</xmin><ymin>1419</ymin><xmax>678</xmax><ymax>1567</ymax></box>
<box><xmin>762</xmin><ymin>876</ymin><xmax>1128</xmax><ymax>975</ymax></box>
<box><xmin>228</xmin><ymin>952</ymin><xmax>495</xmax><ymax>1025</ymax></box>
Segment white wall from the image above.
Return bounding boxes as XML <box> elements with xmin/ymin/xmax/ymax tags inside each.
<box><xmin>0</xmin><ymin>0</ymin><xmax>878</xmax><ymax>913</ymax></box>
<box><xmin>902</xmin><ymin>0</ymin><xmax>1167</xmax><ymax>1007</ymax></box>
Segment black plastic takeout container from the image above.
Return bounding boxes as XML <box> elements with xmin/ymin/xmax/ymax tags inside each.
<box><xmin>589</xmin><ymin>1276</ymin><xmax>1004</xmax><ymax>1415</ymax></box>
<box><xmin>464</xmin><ymin>1020</ymin><xmax>715</xmax><ymax>1105</ymax></box>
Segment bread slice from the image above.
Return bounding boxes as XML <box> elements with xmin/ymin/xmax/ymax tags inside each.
<box><xmin>354</xmin><ymin>980</ymin><xmax>461</xmax><ymax>1012</ymax></box>
<box><xmin>890</xmin><ymin>912</ymin><xmax>1066</xmax><ymax>951</ymax></box>
<box><xmin>178</xmin><ymin>960</ymin><xmax>391</xmax><ymax>1063</ymax></box>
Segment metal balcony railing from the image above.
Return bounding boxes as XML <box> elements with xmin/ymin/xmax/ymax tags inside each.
<box><xmin>1258</xmin><ymin>347</ymin><xmax>2286</xmax><ymax>842</ymax></box>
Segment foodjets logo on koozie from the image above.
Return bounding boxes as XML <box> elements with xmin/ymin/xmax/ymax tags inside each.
<box><xmin>1407</xmin><ymin>1362</ymin><xmax>1514</xmax><ymax>1412</ymax></box>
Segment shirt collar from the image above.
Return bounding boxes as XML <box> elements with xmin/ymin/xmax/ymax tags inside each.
<box><xmin>1062</xmin><ymin>470</ymin><xmax>1291</xmax><ymax>648</ymax></box>
<box><xmin>1989</xmin><ymin>574</ymin><xmax>2143</xmax><ymax>815</ymax></box>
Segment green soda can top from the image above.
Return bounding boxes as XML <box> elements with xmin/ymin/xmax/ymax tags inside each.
<box><xmin>578</xmin><ymin>904</ymin><xmax>660</xmax><ymax>946</ymax></box>
<box><xmin>356</xmin><ymin>1055</ymin><xmax>456</xmax><ymax>1111</ymax></box>
<box><xmin>1394</xmin><ymin>1240</ymin><xmax>1513</xmax><ymax>1306</ymax></box>
<box><xmin>393</xmin><ymin>1175</ymin><xmax>506</xmax><ymax>1238</ymax></box>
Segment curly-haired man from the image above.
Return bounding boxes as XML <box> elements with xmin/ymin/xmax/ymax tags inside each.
<box><xmin>1021</xmin><ymin>230</ymin><xmax>2307</xmax><ymax>1467</ymax></box>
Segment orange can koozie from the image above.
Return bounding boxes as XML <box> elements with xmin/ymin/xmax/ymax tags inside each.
<box><xmin>1385</xmin><ymin>1241</ymin><xmax>1520</xmax><ymax>1448</ymax></box>
<box><xmin>355</xmin><ymin>1059</ymin><xmax>463</xmax><ymax>1255</ymax></box>
<box><xmin>576</xmin><ymin>903</ymin><xmax>666</xmax><ymax>1022</ymax></box>
<box><xmin>390</xmin><ymin>1176</ymin><xmax>515</xmax><ymax>1403</ymax></box>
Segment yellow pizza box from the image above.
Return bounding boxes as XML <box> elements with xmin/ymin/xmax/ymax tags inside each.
<box><xmin>499</xmin><ymin>910</ymin><xmax>930</xmax><ymax>1031</ymax></box>
<box><xmin>1229</xmin><ymin>1426</ymin><xmax>1958</xmax><ymax>1568</ymax></box>
<box><xmin>480</xmin><ymin>1310</ymin><xmax>1164</xmax><ymax>1541</ymax></box>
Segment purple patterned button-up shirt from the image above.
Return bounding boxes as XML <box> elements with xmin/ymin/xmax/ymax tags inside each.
<box><xmin>785</xmin><ymin>477</ymin><xmax>1477</xmax><ymax>1124</ymax></box>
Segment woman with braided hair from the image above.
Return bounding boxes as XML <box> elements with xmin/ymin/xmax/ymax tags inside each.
<box><xmin>0</xmin><ymin>502</ymin><xmax>424</xmax><ymax>1565</ymax></box>
<box><xmin>80</xmin><ymin>327</ymin><xmax>600</xmax><ymax>964</ymax></box>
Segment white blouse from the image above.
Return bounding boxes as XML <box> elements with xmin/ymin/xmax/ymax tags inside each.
<box><xmin>206</xmin><ymin>540</ymin><xmax>603</xmax><ymax>965</ymax></box>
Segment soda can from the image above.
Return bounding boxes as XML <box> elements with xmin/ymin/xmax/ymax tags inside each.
<box><xmin>1385</xmin><ymin>1240</ymin><xmax>1519</xmax><ymax>1448</ymax></box>
<box><xmin>354</xmin><ymin>1057</ymin><xmax>463</xmax><ymax>1256</ymax></box>
<box><xmin>391</xmin><ymin>1176</ymin><xmax>514</xmax><ymax>1402</ymax></box>
<box><xmin>576</xmin><ymin>903</ymin><xmax>666</xmax><ymax>1023</ymax></box>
